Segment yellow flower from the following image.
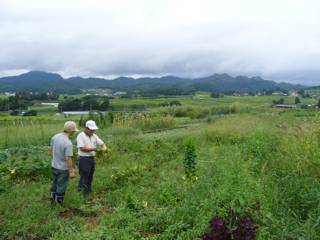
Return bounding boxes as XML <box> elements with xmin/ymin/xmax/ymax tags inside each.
<box><xmin>142</xmin><ymin>201</ymin><xmax>148</xmax><ymax>208</ymax></box>
<box><xmin>9</xmin><ymin>168</ymin><xmax>16</xmax><ymax>174</ymax></box>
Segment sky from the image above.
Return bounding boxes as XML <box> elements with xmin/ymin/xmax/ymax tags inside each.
<box><xmin>1</xmin><ymin>0</ymin><xmax>320</xmax><ymax>85</ymax></box>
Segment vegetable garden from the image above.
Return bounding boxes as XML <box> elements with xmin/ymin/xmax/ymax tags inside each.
<box><xmin>1</xmin><ymin>96</ymin><xmax>320</xmax><ymax>239</ymax></box>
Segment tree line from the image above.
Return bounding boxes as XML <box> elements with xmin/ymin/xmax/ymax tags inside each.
<box><xmin>58</xmin><ymin>95</ymin><xmax>110</xmax><ymax>111</ymax></box>
<box><xmin>0</xmin><ymin>92</ymin><xmax>59</xmax><ymax>111</ymax></box>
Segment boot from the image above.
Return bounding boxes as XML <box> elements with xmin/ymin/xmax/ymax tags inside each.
<box><xmin>55</xmin><ymin>193</ymin><xmax>65</xmax><ymax>205</ymax></box>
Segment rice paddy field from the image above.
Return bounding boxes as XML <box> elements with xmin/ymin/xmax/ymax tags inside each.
<box><xmin>1</xmin><ymin>95</ymin><xmax>320</xmax><ymax>239</ymax></box>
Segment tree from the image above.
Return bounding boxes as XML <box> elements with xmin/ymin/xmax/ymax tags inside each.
<box><xmin>98</xmin><ymin>97</ymin><xmax>110</xmax><ymax>111</ymax></box>
<box><xmin>82</xmin><ymin>96</ymin><xmax>100</xmax><ymax>110</ymax></box>
<box><xmin>58</xmin><ymin>96</ymin><xmax>110</xmax><ymax>111</ymax></box>
<box><xmin>59</xmin><ymin>98</ymin><xmax>82</xmax><ymax>111</ymax></box>
<box><xmin>295</xmin><ymin>97</ymin><xmax>301</xmax><ymax>104</ymax></box>
<box><xmin>0</xmin><ymin>98</ymin><xmax>9</xmax><ymax>111</ymax></box>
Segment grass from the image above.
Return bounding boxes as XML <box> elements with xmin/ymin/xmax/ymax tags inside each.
<box><xmin>1</xmin><ymin>96</ymin><xmax>320</xmax><ymax>239</ymax></box>
<box><xmin>110</xmin><ymin>95</ymin><xmax>301</xmax><ymax>109</ymax></box>
<box><xmin>0</xmin><ymin>119</ymin><xmax>66</xmax><ymax>148</ymax></box>
<box><xmin>28</xmin><ymin>105</ymin><xmax>58</xmax><ymax>113</ymax></box>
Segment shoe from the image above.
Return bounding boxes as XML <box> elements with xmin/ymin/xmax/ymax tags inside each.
<box><xmin>55</xmin><ymin>193</ymin><xmax>65</xmax><ymax>205</ymax></box>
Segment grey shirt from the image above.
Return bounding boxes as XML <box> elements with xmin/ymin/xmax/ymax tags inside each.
<box><xmin>50</xmin><ymin>133</ymin><xmax>73</xmax><ymax>170</ymax></box>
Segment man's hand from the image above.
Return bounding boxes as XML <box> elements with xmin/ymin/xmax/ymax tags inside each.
<box><xmin>69</xmin><ymin>168</ymin><xmax>76</xmax><ymax>179</ymax></box>
<box><xmin>100</xmin><ymin>144</ymin><xmax>107</xmax><ymax>152</ymax></box>
<box><xmin>66</xmin><ymin>156</ymin><xmax>75</xmax><ymax>178</ymax></box>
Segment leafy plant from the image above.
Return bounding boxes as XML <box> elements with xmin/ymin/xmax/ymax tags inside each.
<box><xmin>202</xmin><ymin>214</ymin><xmax>257</xmax><ymax>240</ymax></box>
<box><xmin>0</xmin><ymin>146</ymin><xmax>51</xmax><ymax>192</ymax></box>
<box><xmin>202</xmin><ymin>216</ymin><xmax>231</xmax><ymax>240</ymax></box>
<box><xmin>183</xmin><ymin>140</ymin><xmax>197</xmax><ymax>180</ymax></box>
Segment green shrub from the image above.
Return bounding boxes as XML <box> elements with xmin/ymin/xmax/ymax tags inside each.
<box><xmin>0</xmin><ymin>147</ymin><xmax>51</xmax><ymax>192</ymax></box>
<box><xmin>183</xmin><ymin>140</ymin><xmax>197</xmax><ymax>180</ymax></box>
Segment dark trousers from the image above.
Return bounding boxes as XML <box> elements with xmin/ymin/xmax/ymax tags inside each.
<box><xmin>78</xmin><ymin>156</ymin><xmax>95</xmax><ymax>194</ymax></box>
<box><xmin>50</xmin><ymin>167</ymin><xmax>69</xmax><ymax>204</ymax></box>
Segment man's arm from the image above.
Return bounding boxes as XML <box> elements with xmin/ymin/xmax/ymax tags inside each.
<box><xmin>79</xmin><ymin>146</ymin><xmax>96</xmax><ymax>152</ymax></box>
<box><xmin>50</xmin><ymin>138</ymin><xmax>54</xmax><ymax>156</ymax></box>
<box><xmin>65</xmin><ymin>156</ymin><xmax>75</xmax><ymax>178</ymax></box>
<box><xmin>65</xmin><ymin>142</ymin><xmax>75</xmax><ymax>178</ymax></box>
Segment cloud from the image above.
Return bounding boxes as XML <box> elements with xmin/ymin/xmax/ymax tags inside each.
<box><xmin>1</xmin><ymin>0</ymin><xmax>320</xmax><ymax>84</ymax></box>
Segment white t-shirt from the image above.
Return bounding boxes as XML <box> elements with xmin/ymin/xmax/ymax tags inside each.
<box><xmin>76</xmin><ymin>132</ymin><xmax>104</xmax><ymax>157</ymax></box>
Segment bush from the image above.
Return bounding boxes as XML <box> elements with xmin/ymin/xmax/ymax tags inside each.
<box><xmin>183</xmin><ymin>140</ymin><xmax>197</xmax><ymax>180</ymax></box>
<box><xmin>272</xmin><ymin>98</ymin><xmax>284</xmax><ymax>105</ymax></box>
<box><xmin>189</xmin><ymin>108</ymin><xmax>210</xmax><ymax>119</ymax></box>
<box><xmin>23</xmin><ymin>110</ymin><xmax>37</xmax><ymax>116</ymax></box>
<box><xmin>202</xmin><ymin>214</ymin><xmax>257</xmax><ymax>240</ymax></box>
<box><xmin>210</xmin><ymin>92</ymin><xmax>224</xmax><ymax>98</ymax></box>
<box><xmin>158</xmin><ymin>100</ymin><xmax>182</xmax><ymax>107</ymax></box>
<box><xmin>10</xmin><ymin>110</ymin><xmax>20</xmax><ymax>116</ymax></box>
<box><xmin>0</xmin><ymin>147</ymin><xmax>51</xmax><ymax>192</ymax></box>
<box><xmin>158</xmin><ymin>104</ymin><xmax>247</xmax><ymax>120</ymax></box>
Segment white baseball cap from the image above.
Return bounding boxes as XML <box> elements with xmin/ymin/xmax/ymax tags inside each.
<box><xmin>85</xmin><ymin>120</ymin><xmax>99</xmax><ymax>130</ymax></box>
<box><xmin>64</xmin><ymin>121</ymin><xmax>79</xmax><ymax>132</ymax></box>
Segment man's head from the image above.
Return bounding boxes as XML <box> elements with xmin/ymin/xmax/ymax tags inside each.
<box><xmin>64</xmin><ymin>121</ymin><xmax>79</xmax><ymax>136</ymax></box>
<box><xmin>84</xmin><ymin>120</ymin><xmax>99</xmax><ymax>136</ymax></box>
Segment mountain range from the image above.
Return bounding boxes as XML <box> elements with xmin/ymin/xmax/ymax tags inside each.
<box><xmin>0</xmin><ymin>71</ymin><xmax>305</xmax><ymax>94</ymax></box>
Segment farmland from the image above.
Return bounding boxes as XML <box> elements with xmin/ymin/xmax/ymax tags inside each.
<box><xmin>1</xmin><ymin>95</ymin><xmax>320</xmax><ymax>239</ymax></box>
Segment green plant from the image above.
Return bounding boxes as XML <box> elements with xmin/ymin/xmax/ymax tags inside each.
<box><xmin>0</xmin><ymin>146</ymin><xmax>51</xmax><ymax>191</ymax></box>
<box><xmin>183</xmin><ymin>140</ymin><xmax>197</xmax><ymax>180</ymax></box>
<box><xmin>79</xmin><ymin>111</ymin><xmax>110</xmax><ymax>128</ymax></box>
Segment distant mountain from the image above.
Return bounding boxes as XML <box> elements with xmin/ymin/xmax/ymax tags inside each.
<box><xmin>0</xmin><ymin>71</ymin><xmax>77</xmax><ymax>93</ymax></box>
<box><xmin>0</xmin><ymin>71</ymin><xmax>305</xmax><ymax>94</ymax></box>
<box><xmin>192</xmin><ymin>74</ymin><xmax>305</xmax><ymax>93</ymax></box>
<box><xmin>304</xmin><ymin>85</ymin><xmax>320</xmax><ymax>90</ymax></box>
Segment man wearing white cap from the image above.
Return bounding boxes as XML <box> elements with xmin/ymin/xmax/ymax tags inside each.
<box><xmin>76</xmin><ymin>120</ymin><xmax>107</xmax><ymax>194</ymax></box>
<box><xmin>50</xmin><ymin>121</ymin><xmax>78</xmax><ymax>204</ymax></box>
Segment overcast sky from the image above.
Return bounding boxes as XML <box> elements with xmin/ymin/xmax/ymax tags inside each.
<box><xmin>1</xmin><ymin>0</ymin><xmax>320</xmax><ymax>84</ymax></box>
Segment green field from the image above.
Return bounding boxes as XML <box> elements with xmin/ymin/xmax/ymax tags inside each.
<box><xmin>1</xmin><ymin>96</ymin><xmax>320</xmax><ymax>239</ymax></box>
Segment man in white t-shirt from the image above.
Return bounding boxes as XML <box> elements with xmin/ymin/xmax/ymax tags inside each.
<box><xmin>76</xmin><ymin>120</ymin><xmax>107</xmax><ymax>194</ymax></box>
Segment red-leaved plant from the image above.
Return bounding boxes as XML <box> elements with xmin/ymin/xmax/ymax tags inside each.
<box><xmin>201</xmin><ymin>213</ymin><xmax>257</xmax><ymax>240</ymax></box>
